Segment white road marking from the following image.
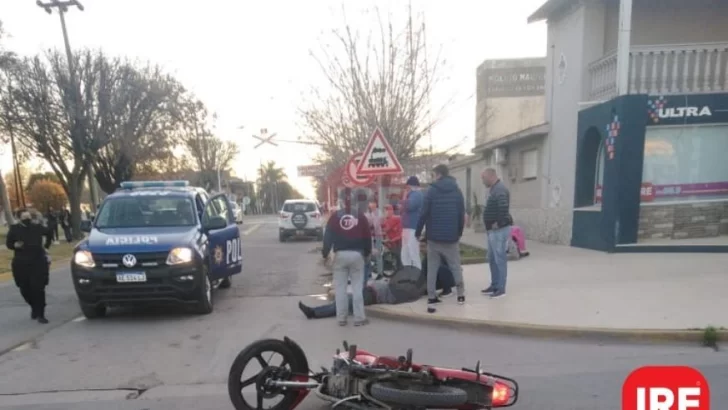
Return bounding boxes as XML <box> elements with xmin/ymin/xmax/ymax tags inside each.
<box><xmin>242</xmin><ymin>224</ymin><xmax>262</xmax><ymax>236</ymax></box>
<box><xmin>11</xmin><ymin>342</ymin><xmax>32</xmax><ymax>352</ymax></box>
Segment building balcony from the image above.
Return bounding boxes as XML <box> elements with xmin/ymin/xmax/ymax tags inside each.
<box><xmin>588</xmin><ymin>42</ymin><xmax>728</xmax><ymax>101</ymax></box>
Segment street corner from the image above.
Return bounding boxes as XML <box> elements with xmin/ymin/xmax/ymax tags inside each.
<box><xmin>365</xmin><ymin>303</ymin><xmax>728</xmax><ymax>345</ymax></box>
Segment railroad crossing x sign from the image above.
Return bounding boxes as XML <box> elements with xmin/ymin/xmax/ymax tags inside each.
<box><xmin>252</xmin><ymin>128</ymin><xmax>278</xmax><ymax>148</ymax></box>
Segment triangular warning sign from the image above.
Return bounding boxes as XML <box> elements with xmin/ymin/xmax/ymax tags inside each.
<box><xmin>356</xmin><ymin>128</ymin><xmax>404</xmax><ymax>176</ymax></box>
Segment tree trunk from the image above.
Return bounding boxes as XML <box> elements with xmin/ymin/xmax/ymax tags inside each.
<box><xmin>0</xmin><ymin>174</ymin><xmax>15</xmax><ymax>225</ymax></box>
<box><xmin>68</xmin><ymin>176</ymin><xmax>84</xmax><ymax>239</ymax></box>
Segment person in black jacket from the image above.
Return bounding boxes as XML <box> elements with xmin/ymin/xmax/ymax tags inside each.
<box><xmin>415</xmin><ymin>164</ymin><xmax>466</xmax><ymax>312</ymax></box>
<box><xmin>322</xmin><ymin>197</ymin><xmax>372</xmax><ymax>326</ymax></box>
<box><xmin>45</xmin><ymin>207</ymin><xmax>59</xmax><ymax>243</ymax></box>
<box><xmin>480</xmin><ymin>168</ymin><xmax>512</xmax><ymax>298</ymax></box>
<box><xmin>6</xmin><ymin>209</ymin><xmax>53</xmax><ymax>323</ymax></box>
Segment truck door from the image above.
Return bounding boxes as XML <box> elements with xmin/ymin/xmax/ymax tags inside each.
<box><xmin>203</xmin><ymin>194</ymin><xmax>243</xmax><ymax>281</ymax></box>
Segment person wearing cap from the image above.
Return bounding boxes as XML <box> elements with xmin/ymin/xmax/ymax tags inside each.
<box><xmin>400</xmin><ymin>176</ymin><xmax>424</xmax><ymax>269</ymax></box>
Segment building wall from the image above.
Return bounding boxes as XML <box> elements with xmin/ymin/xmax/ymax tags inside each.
<box><xmin>603</xmin><ymin>0</ymin><xmax>728</xmax><ymax>52</ymax></box>
<box><xmin>475</xmin><ymin>58</ymin><xmax>546</xmax><ymax>146</ymax></box>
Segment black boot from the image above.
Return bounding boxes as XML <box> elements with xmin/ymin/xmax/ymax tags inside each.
<box><xmin>31</xmin><ymin>310</ymin><xmax>38</xmax><ymax>320</ymax></box>
<box><xmin>298</xmin><ymin>301</ymin><xmax>315</xmax><ymax>319</ymax></box>
<box><xmin>37</xmin><ymin>316</ymin><xmax>49</xmax><ymax>324</ymax></box>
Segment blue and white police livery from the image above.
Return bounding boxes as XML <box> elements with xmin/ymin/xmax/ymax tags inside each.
<box><xmin>71</xmin><ymin>181</ymin><xmax>243</xmax><ymax>318</ymax></box>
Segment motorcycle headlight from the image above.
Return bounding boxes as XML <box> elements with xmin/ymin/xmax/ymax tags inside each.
<box><xmin>73</xmin><ymin>250</ymin><xmax>95</xmax><ymax>268</ymax></box>
<box><xmin>166</xmin><ymin>247</ymin><xmax>194</xmax><ymax>265</ymax></box>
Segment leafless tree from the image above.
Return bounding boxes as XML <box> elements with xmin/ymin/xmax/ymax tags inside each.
<box><xmin>0</xmin><ymin>49</ymin><xmax>119</xmax><ymax>237</ymax></box>
<box><xmin>299</xmin><ymin>5</ymin><xmax>450</xmax><ymax>167</ymax></box>
<box><xmin>177</xmin><ymin>99</ymin><xmax>239</xmax><ymax>190</ymax></box>
<box><xmin>0</xmin><ymin>21</ymin><xmax>15</xmax><ymax>224</ymax></box>
<box><xmin>93</xmin><ymin>62</ymin><xmax>187</xmax><ymax>193</ymax></box>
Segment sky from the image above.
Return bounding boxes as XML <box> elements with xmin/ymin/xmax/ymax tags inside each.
<box><xmin>0</xmin><ymin>0</ymin><xmax>546</xmax><ymax>198</ymax></box>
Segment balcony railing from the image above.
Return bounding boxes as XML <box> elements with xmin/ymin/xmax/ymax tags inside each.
<box><xmin>588</xmin><ymin>42</ymin><xmax>728</xmax><ymax>100</ymax></box>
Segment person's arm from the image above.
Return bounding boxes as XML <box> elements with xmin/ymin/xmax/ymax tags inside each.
<box><xmin>456</xmin><ymin>188</ymin><xmax>465</xmax><ymax>239</ymax></box>
<box><xmin>6</xmin><ymin>226</ymin><xmax>16</xmax><ymax>250</ymax></box>
<box><xmin>406</xmin><ymin>190</ymin><xmax>423</xmax><ymax>212</ymax></box>
<box><xmin>493</xmin><ymin>189</ymin><xmax>510</xmax><ymax>227</ymax></box>
<box><xmin>415</xmin><ymin>190</ymin><xmax>432</xmax><ymax>238</ymax></box>
<box><xmin>360</xmin><ymin>214</ymin><xmax>372</xmax><ymax>257</ymax></box>
<box><xmin>43</xmin><ymin>225</ymin><xmax>53</xmax><ymax>249</ymax></box>
<box><xmin>322</xmin><ymin>215</ymin><xmax>336</xmax><ymax>258</ymax></box>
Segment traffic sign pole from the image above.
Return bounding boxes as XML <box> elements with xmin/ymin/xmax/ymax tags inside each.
<box><xmin>377</xmin><ymin>179</ymin><xmax>384</xmax><ymax>277</ymax></box>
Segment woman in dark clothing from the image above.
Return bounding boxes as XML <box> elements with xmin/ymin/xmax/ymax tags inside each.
<box><xmin>60</xmin><ymin>208</ymin><xmax>72</xmax><ymax>242</ymax></box>
<box><xmin>6</xmin><ymin>209</ymin><xmax>53</xmax><ymax>323</ymax></box>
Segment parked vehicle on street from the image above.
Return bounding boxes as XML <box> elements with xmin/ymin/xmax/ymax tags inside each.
<box><xmin>228</xmin><ymin>337</ymin><xmax>518</xmax><ymax>410</ymax></box>
<box><xmin>72</xmin><ymin>180</ymin><xmax>243</xmax><ymax>318</ymax></box>
<box><xmin>278</xmin><ymin>199</ymin><xmax>324</xmax><ymax>242</ymax></box>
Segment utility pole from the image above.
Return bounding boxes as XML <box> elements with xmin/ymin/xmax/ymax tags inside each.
<box><xmin>36</xmin><ymin>1</ymin><xmax>98</xmax><ymax>211</ymax></box>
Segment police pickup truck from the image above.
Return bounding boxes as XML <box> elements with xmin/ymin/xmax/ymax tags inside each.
<box><xmin>72</xmin><ymin>181</ymin><xmax>243</xmax><ymax>318</ymax></box>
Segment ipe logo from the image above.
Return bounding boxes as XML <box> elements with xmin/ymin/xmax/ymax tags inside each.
<box><xmin>622</xmin><ymin>366</ymin><xmax>709</xmax><ymax>410</ymax></box>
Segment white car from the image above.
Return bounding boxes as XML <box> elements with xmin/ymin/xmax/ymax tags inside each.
<box><xmin>232</xmin><ymin>202</ymin><xmax>244</xmax><ymax>224</ymax></box>
<box><xmin>278</xmin><ymin>199</ymin><xmax>324</xmax><ymax>242</ymax></box>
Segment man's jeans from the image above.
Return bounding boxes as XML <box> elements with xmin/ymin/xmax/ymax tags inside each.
<box><xmin>333</xmin><ymin>250</ymin><xmax>366</xmax><ymax>322</ymax></box>
<box><xmin>312</xmin><ymin>287</ymin><xmax>377</xmax><ymax>318</ymax></box>
<box><xmin>487</xmin><ymin>226</ymin><xmax>511</xmax><ymax>292</ymax></box>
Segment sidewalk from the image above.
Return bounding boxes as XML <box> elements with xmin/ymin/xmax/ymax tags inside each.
<box><xmin>368</xmin><ymin>230</ymin><xmax>728</xmax><ymax>342</ymax></box>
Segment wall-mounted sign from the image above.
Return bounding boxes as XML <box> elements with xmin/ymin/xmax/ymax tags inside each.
<box><xmin>478</xmin><ymin>66</ymin><xmax>546</xmax><ymax>99</ymax></box>
<box><xmin>605</xmin><ymin>114</ymin><xmax>620</xmax><ymax>161</ymax></box>
<box><xmin>646</xmin><ymin>93</ymin><xmax>728</xmax><ymax>126</ymax></box>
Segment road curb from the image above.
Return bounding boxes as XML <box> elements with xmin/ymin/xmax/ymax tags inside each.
<box><xmin>366</xmin><ymin>305</ymin><xmax>727</xmax><ymax>344</ymax></box>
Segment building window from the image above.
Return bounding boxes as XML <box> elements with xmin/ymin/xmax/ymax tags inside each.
<box><xmin>641</xmin><ymin>125</ymin><xmax>728</xmax><ymax>203</ymax></box>
<box><xmin>521</xmin><ymin>149</ymin><xmax>538</xmax><ymax>180</ymax></box>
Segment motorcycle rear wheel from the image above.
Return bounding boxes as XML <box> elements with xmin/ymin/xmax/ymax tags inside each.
<box><xmin>228</xmin><ymin>339</ymin><xmax>304</xmax><ymax>410</ymax></box>
<box><xmin>369</xmin><ymin>382</ymin><xmax>468</xmax><ymax>407</ymax></box>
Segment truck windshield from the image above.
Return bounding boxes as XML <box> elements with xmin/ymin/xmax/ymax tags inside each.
<box><xmin>95</xmin><ymin>196</ymin><xmax>197</xmax><ymax>228</ymax></box>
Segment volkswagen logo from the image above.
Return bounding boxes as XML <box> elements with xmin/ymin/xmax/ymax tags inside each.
<box><xmin>121</xmin><ymin>254</ymin><xmax>137</xmax><ymax>268</ymax></box>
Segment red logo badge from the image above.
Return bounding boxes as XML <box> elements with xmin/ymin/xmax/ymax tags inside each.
<box><xmin>622</xmin><ymin>366</ymin><xmax>709</xmax><ymax>410</ymax></box>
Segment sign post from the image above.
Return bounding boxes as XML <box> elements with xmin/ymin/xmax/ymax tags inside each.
<box><xmin>356</xmin><ymin>128</ymin><xmax>404</xmax><ymax>277</ymax></box>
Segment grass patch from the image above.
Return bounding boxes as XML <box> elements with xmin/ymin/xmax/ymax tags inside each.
<box><xmin>460</xmin><ymin>243</ymin><xmax>486</xmax><ymax>259</ymax></box>
<box><xmin>703</xmin><ymin>326</ymin><xmax>720</xmax><ymax>350</ymax></box>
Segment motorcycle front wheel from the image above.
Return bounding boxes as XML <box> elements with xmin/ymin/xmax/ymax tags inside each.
<box><xmin>228</xmin><ymin>339</ymin><xmax>305</xmax><ymax>410</ymax></box>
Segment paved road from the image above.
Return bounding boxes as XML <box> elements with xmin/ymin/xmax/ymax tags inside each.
<box><xmin>0</xmin><ymin>216</ymin><xmax>726</xmax><ymax>409</ymax></box>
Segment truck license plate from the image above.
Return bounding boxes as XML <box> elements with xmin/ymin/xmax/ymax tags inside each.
<box><xmin>116</xmin><ymin>272</ymin><xmax>147</xmax><ymax>283</ymax></box>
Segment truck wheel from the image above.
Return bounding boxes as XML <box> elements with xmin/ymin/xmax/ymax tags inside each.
<box><xmin>220</xmin><ymin>276</ymin><xmax>232</xmax><ymax>289</ymax></box>
<box><xmin>370</xmin><ymin>382</ymin><xmax>467</xmax><ymax>407</ymax></box>
<box><xmin>196</xmin><ymin>266</ymin><xmax>214</xmax><ymax>314</ymax></box>
<box><xmin>80</xmin><ymin>303</ymin><xmax>106</xmax><ymax>319</ymax></box>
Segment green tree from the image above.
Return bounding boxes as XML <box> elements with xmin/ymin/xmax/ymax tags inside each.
<box><xmin>257</xmin><ymin>161</ymin><xmax>287</xmax><ymax>213</ymax></box>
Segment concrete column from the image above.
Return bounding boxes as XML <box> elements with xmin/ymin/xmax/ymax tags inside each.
<box><xmin>616</xmin><ymin>0</ymin><xmax>633</xmax><ymax>95</ymax></box>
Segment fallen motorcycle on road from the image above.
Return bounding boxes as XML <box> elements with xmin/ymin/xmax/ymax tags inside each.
<box><xmin>228</xmin><ymin>337</ymin><xmax>519</xmax><ymax>410</ymax></box>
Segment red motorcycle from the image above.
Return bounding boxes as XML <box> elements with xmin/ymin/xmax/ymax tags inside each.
<box><xmin>228</xmin><ymin>337</ymin><xmax>519</xmax><ymax>410</ymax></box>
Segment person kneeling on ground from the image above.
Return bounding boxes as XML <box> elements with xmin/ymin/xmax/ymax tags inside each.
<box><xmin>298</xmin><ymin>255</ymin><xmax>455</xmax><ymax>319</ymax></box>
